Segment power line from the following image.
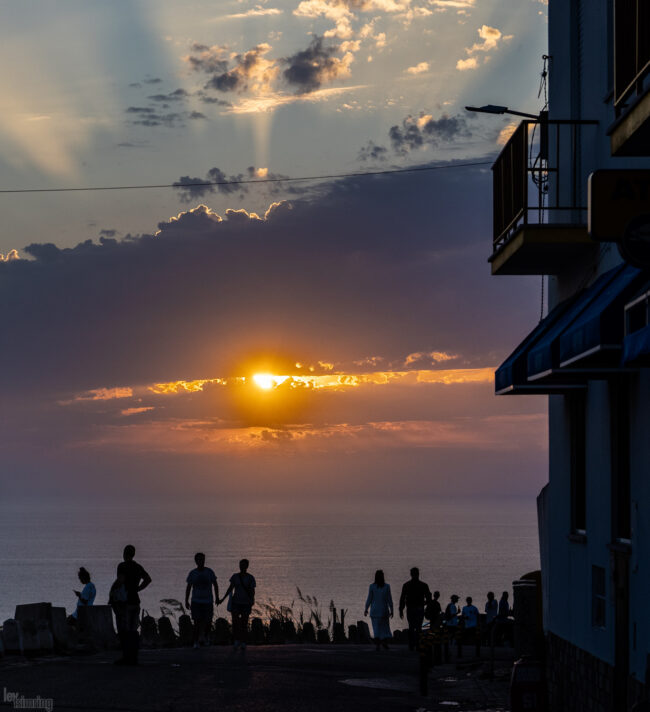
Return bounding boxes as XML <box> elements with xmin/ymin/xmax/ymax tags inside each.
<box><xmin>0</xmin><ymin>160</ymin><xmax>493</xmax><ymax>195</ymax></box>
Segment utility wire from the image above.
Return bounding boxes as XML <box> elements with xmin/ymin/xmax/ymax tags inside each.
<box><xmin>0</xmin><ymin>160</ymin><xmax>492</xmax><ymax>195</ymax></box>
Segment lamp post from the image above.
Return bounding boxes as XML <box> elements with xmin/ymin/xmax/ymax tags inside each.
<box><xmin>465</xmin><ymin>104</ymin><xmax>539</xmax><ymax>119</ymax></box>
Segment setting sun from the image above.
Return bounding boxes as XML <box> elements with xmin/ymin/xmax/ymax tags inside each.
<box><xmin>252</xmin><ymin>373</ymin><xmax>288</xmax><ymax>390</ymax></box>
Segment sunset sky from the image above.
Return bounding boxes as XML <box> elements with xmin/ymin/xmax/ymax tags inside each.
<box><xmin>1</xmin><ymin>0</ymin><xmax>549</xmax><ymax>501</ymax></box>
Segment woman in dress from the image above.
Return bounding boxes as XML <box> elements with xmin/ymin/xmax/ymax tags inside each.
<box><xmin>364</xmin><ymin>569</ymin><xmax>393</xmax><ymax>651</ymax></box>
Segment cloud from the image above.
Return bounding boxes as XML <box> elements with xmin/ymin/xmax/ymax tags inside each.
<box><xmin>429</xmin><ymin>0</ymin><xmax>475</xmax><ymax>9</ymax></box>
<box><xmin>0</xmin><ymin>249</ymin><xmax>20</xmax><ymax>262</ymax></box>
<box><xmin>147</xmin><ymin>88</ymin><xmax>190</xmax><ymax>102</ymax></box>
<box><xmin>497</xmin><ymin>121</ymin><xmax>518</xmax><ymax>145</ymax></box>
<box><xmin>126</xmin><ymin>106</ymin><xmax>206</xmax><ymax>127</ymax></box>
<box><xmin>173</xmin><ymin>165</ymin><xmax>290</xmax><ymax>202</ymax></box>
<box><xmin>357</xmin><ymin>140</ymin><xmax>388</xmax><ymax>161</ymax></box>
<box><xmin>185</xmin><ymin>43</ymin><xmax>230</xmax><ymax>74</ymax></box>
<box><xmin>456</xmin><ymin>57</ymin><xmax>478</xmax><ymax>70</ymax></box>
<box><xmin>187</xmin><ymin>43</ymin><xmax>278</xmax><ymax>94</ymax></box>
<box><xmin>225</xmin><ymin>84</ymin><xmax>366</xmax><ymax>114</ymax></box>
<box><xmin>457</xmin><ymin>25</ymin><xmax>513</xmax><ymax>70</ymax></box>
<box><xmin>388</xmin><ymin>112</ymin><xmax>471</xmax><ymax>153</ymax></box>
<box><xmin>282</xmin><ymin>36</ymin><xmax>354</xmax><ymax>94</ymax></box>
<box><xmin>406</xmin><ymin>61</ymin><xmax>429</xmax><ymax>75</ymax></box>
<box><xmin>224</xmin><ymin>6</ymin><xmax>283</xmax><ymax>19</ymax></box>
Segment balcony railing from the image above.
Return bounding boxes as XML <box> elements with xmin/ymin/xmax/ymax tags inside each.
<box><xmin>614</xmin><ymin>0</ymin><xmax>650</xmax><ymax>112</ymax></box>
<box><xmin>492</xmin><ymin>118</ymin><xmax>598</xmax><ymax>252</ymax></box>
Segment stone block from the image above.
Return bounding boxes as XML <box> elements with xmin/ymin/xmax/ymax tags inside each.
<box><xmin>178</xmin><ymin>614</ymin><xmax>193</xmax><ymax>646</ymax></box>
<box><xmin>301</xmin><ymin>622</ymin><xmax>316</xmax><ymax>643</ymax></box>
<box><xmin>250</xmin><ymin>618</ymin><xmax>266</xmax><ymax>644</ymax></box>
<box><xmin>37</xmin><ymin>621</ymin><xmax>54</xmax><ymax>651</ymax></box>
<box><xmin>212</xmin><ymin>617</ymin><xmax>231</xmax><ymax>645</ymax></box>
<box><xmin>2</xmin><ymin>619</ymin><xmax>24</xmax><ymax>654</ymax></box>
<box><xmin>157</xmin><ymin>616</ymin><xmax>177</xmax><ymax>647</ymax></box>
<box><xmin>140</xmin><ymin>615</ymin><xmax>159</xmax><ymax>648</ymax></box>
<box><xmin>282</xmin><ymin>620</ymin><xmax>297</xmax><ymax>642</ymax></box>
<box><xmin>356</xmin><ymin>620</ymin><xmax>371</xmax><ymax>643</ymax></box>
<box><xmin>332</xmin><ymin>622</ymin><xmax>346</xmax><ymax>643</ymax></box>
<box><xmin>50</xmin><ymin>607</ymin><xmax>69</xmax><ymax>648</ymax></box>
<box><xmin>347</xmin><ymin>625</ymin><xmax>358</xmax><ymax>643</ymax></box>
<box><xmin>77</xmin><ymin>606</ymin><xmax>118</xmax><ymax>649</ymax></box>
<box><xmin>316</xmin><ymin>628</ymin><xmax>330</xmax><ymax>644</ymax></box>
<box><xmin>268</xmin><ymin>619</ymin><xmax>284</xmax><ymax>644</ymax></box>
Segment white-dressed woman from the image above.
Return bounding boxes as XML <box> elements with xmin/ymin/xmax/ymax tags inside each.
<box><xmin>364</xmin><ymin>569</ymin><xmax>393</xmax><ymax>651</ymax></box>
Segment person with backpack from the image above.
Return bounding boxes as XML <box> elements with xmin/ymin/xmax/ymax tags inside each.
<box><xmin>219</xmin><ymin>559</ymin><xmax>255</xmax><ymax>653</ymax></box>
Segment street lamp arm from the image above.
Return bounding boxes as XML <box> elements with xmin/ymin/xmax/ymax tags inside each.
<box><xmin>465</xmin><ymin>105</ymin><xmax>539</xmax><ymax>120</ymax></box>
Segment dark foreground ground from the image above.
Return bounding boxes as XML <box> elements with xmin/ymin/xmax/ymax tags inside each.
<box><xmin>0</xmin><ymin>645</ymin><xmax>514</xmax><ymax>712</ymax></box>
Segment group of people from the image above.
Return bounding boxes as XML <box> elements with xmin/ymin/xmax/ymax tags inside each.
<box><xmin>71</xmin><ymin>547</ymin><xmax>255</xmax><ymax>666</ymax></box>
<box><xmin>364</xmin><ymin>567</ymin><xmax>512</xmax><ymax>652</ymax></box>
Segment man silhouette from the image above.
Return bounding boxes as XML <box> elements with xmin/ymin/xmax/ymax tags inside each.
<box><xmin>399</xmin><ymin>567</ymin><xmax>432</xmax><ymax>651</ymax></box>
<box><xmin>115</xmin><ymin>544</ymin><xmax>151</xmax><ymax>666</ymax></box>
<box><xmin>185</xmin><ymin>552</ymin><xmax>218</xmax><ymax>648</ymax></box>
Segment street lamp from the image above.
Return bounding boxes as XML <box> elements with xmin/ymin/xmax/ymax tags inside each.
<box><xmin>465</xmin><ymin>104</ymin><xmax>539</xmax><ymax>119</ymax></box>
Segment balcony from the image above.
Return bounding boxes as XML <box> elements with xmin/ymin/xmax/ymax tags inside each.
<box><xmin>490</xmin><ymin>118</ymin><xmax>598</xmax><ymax>276</ymax></box>
<box><xmin>610</xmin><ymin>0</ymin><xmax>650</xmax><ymax>156</ymax></box>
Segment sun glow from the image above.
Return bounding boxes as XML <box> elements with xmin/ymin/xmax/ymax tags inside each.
<box><xmin>252</xmin><ymin>373</ymin><xmax>288</xmax><ymax>390</ymax></box>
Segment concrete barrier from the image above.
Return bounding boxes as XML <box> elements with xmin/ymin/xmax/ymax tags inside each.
<box><xmin>77</xmin><ymin>606</ymin><xmax>118</xmax><ymax>649</ymax></box>
<box><xmin>301</xmin><ymin>622</ymin><xmax>316</xmax><ymax>643</ymax></box>
<box><xmin>356</xmin><ymin>620</ymin><xmax>371</xmax><ymax>643</ymax></box>
<box><xmin>140</xmin><ymin>615</ymin><xmax>159</xmax><ymax>648</ymax></box>
<box><xmin>332</xmin><ymin>622</ymin><xmax>346</xmax><ymax>643</ymax></box>
<box><xmin>2</xmin><ymin>619</ymin><xmax>24</xmax><ymax>654</ymax></box>
<box><xmin>268</xmin><ymin>619</ymin><xmax>284</xmax><ymax>644</ymax></box>
<box><xmin>248</xmin><ymin>618</ymin><xmax>265</xmax><ymax>644</ymax></box>
<box><xmin>50</xmin><ymin>607</ymin><xmax>69</xmax><ymax>648</ymax></box>
<box><xmin>157</xmin><ymin>616</ymin><xmax>177</xmax><ymax>647</ymax></box>
<box><xmin>37</xmin><ymin>621</ymin><xmax>54</xmax><ymax>651</ymax></box>
<box><xmin>178</xmin><ymin>614</ymin><xmax>193</xmax><ymax>646</ymax></box>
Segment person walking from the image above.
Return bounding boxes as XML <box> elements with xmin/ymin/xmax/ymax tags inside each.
<box><xmin>185</xmin><ymin>552</ymin><xmax>219</xmax><ymax>648</ymax></box>
<box><xmin>460</xmin><ymin>596</ymin><xmax>480</xmax><ymax>657</ymax></box>
<box><xmin>495</xmin><ymin>590</ymin><xmax>512</xmax><ymax>646</ymax></box>
<box><xmin>114</xmin><ymin>544</ymin><xmax>151</xmax><ymax>666</ymax></box>
<box><xmin>426</xmin><ymin>590</ymin><xmax>442</xmax><ymax>628</ymax></box>
<box><xmin>220</xmin><ymin>559</ymin><xmax>255</xmax><ymax>653</ymax></box>
<box><xmin>364</xmin><ymin>570</ymin><xmax>393</xmax><ymax>651</ymax></box>
<box><xmin>484</xmin><ymin>591</ymin><xmax>498</xmax><ymax>646</ymax></box>
<box><xmin>399</xmin><ymin>567</ymin><xmax>432</xmax><ymax>651</ymax></box>
<box><xmin>71</xmin><ymin>567</ymin><xmax>96</xmax><ymax>621</ymax></box>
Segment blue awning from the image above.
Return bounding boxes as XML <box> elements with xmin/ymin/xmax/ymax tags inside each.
<box><xmin>527</xmin><ymin>265</ymin><xmax>627</xmax><ymax>382</ymax></box>
<box><xmin>495</xmin><ymin>296</ymin><xmax>579</xmax><ymax>395</ymax></box>
<box><xmin>558</xmin><ymin>264</ymin><xmax>643</xmax><ymax>367</ymax></box>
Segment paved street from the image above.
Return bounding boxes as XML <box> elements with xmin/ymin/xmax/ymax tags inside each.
<box><xmin>0</xmin><ymin>645</ymin><xmax>512</xmax><ymax>712</ymax></box>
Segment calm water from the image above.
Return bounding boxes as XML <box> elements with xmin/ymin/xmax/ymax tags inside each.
<box><xmin>0</xmin><ymin>497</ymin><xmax>539</xmax><ymax>625</ymax></box>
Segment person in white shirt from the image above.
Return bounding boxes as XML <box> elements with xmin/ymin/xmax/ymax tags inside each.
<box><xmin>72</xmin><ymin>567</ymin><xmax>96</xmax><ymax>619</ymax></box>
<box><xmin>364</xmin><ymin>570</ymin><xmax>394</xmax><ymax>651</ymax></box>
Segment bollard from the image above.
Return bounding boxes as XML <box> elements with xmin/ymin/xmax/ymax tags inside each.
<box><xmin>282</xmin><ymin>620</ymin><xmax>297</xmax><ymax>642</ymax></box>
<box><xmin>212</xmin><ymin>617</ymin><xmax>231</xmax><ymax>645</ymax></box>
<box><xmin>2</xmin><ymin>619</ymin><xmax>24</xmax><ymax>655</ymax></box>
<box><xmin>268</xmin><ymin>619</ymin><xmax>284</xmax><ymax>644</ymax></box>
<box><xmin>316</xmin><ymin>628</ymin><xmax>330</xmax><ymax>644</ymax></box>
<box><xmin>347</xmin><ymin>625</ymin><xmax>359</xmax><ymax>643</ymax></box>
<box><xmin>510</xmin><ymin>657</ymin><xmax>547</xmax><ymax>712</ymax></box>
<box><xmin>332</xmin><ymin>622</ymin><xmax>346</xmax><ymax>643</ymax></box>
<box><xmin>178</xmin><ymin>615</ymin><xmax>193</xmax><ymax>646</ymax></box>
<box><xmin>301</xmin><ymin>622</ymin><xmax>316</xmax><ymax>643</ymax></box>
<box><xmin>78</xmin><ymin>606</ymin><xmax>118</xmax><ymax>650</ymax></box>
<box><xmin>356</xmin><ymin>620</ymin><xmax>371</xmax><ymax>644</ymax></box>
<box><xmin>249</xmin><ymin>618</ymin><xmax>265</xmax><ymax>644</ymax></box>
<box><xmin>157</xmin><ymin>616</ymin><xmax>177</xmax><ymax>647</ymax></box>
<box><xmin>140</xmin><ymin>614</ymin><xmax>159</xmax><ymax>648</ymax></box>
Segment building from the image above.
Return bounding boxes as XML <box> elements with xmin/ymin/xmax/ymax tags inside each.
<box><xmin>488</xmin><ymin>1</ymin><xmax>650</xmax><ymax>710</ymax></box>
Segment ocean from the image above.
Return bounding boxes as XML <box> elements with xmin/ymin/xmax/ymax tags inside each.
<box><xmin>0</xmin><ymin>497</ymin><xmax>539</xmax><ymax>626</ymax></box>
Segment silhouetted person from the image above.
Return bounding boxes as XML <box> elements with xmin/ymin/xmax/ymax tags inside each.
<box><xmin>495</xmin><ymin>590</ymin><xmax>512</xmax><ymax>646</ymax></box>
<box><xmin>460</xmin><ymin>596</ymin><xmax>480</xmax><ymax>657</ymax></box>
<box><xmin>399</xmin><ymin>567</ymin><xmax>432</xmax><ymax>651</ymax></box>
<box><xmin>114</xmin><ymin>544</ymin><xmax>151</xmax><ymax>666</ymax></box>
<box><xmin>443</xmin><ymin>594</ymin><xmax>460</xmax><ymax>662</ymax></box>
<box><xmin>185</xmin><ymin>552</ymin><xmax>218</xmax><ymax>648</ymax></box>
<box><xmin>364</xmin><ymin>569</ymin><xmax>393</xmax><ymax>651</ymax></box>
<box><xmin>484</xmin><ymin>591</ymin><xmax>498</xmax><ymax>645</ymax></box>
<box><xmin>72</xmin><ymin>567</ymin><xmax>96</xmax><ymax>621</ymax></box>
<box><xmin>426</xmin><ymin>590</ymin><xmax>442</xmax><ymax>627</ymax></box>
<box><xmin>220</xmin><ymin>558</ymin><xmax>255</xmax><ymax>652</ymax></box>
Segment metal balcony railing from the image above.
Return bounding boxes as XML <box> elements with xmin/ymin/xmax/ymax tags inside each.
<box><xmin>492</xmin><ymin>118</ymin><xmax>598</xmax><ymax>252</ymax></box>
<box><xmin>614</xmin><ymin>0</ymin><xmax>650</xmax><ymax>112</ymax></box>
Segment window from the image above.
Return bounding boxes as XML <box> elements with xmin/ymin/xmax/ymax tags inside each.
<box><xmin>592</xmin><ymin>565</ymin><xmax>607</xmax><ymax>628</ymax></box>
<box><xmin>569</xmin><ymin>392</ymin><xmax>587</xmax><ymax>533</ymax></box>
